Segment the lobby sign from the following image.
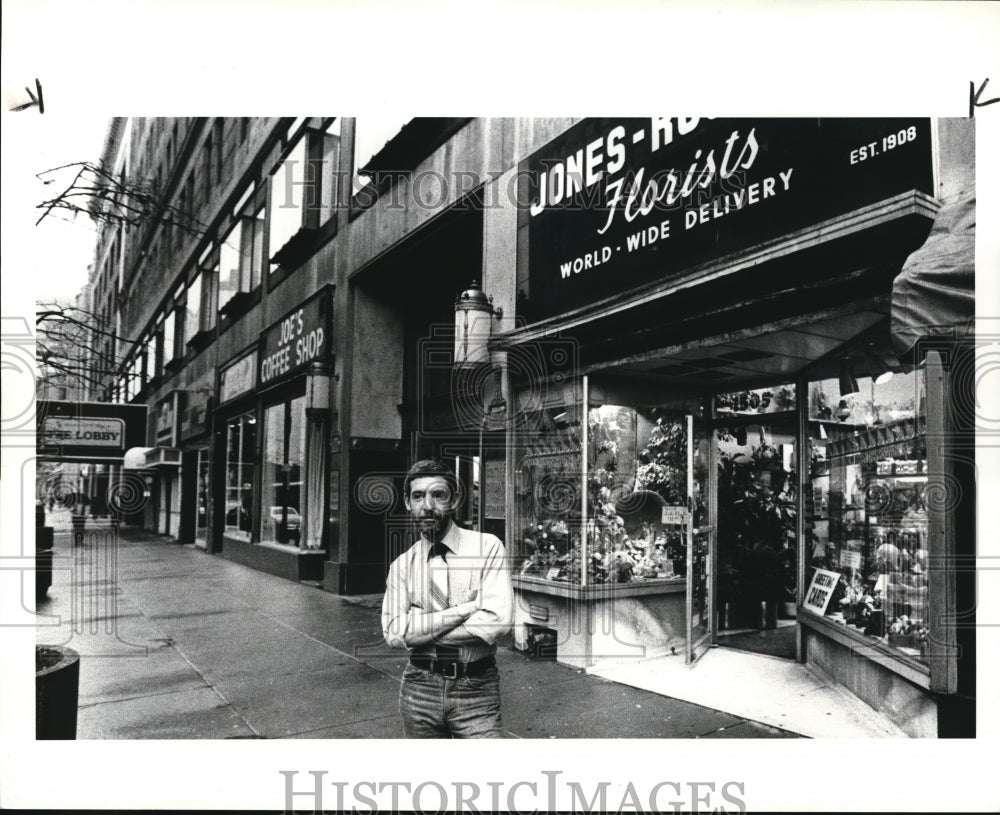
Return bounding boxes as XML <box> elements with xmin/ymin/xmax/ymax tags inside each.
<box><xmin>258</xmin><ymin>286</ymin><xmax>332</xmax><ymax>388</ymax></box>
<box><xmin>37</xmin><ymin>401</ymin><xmax>148</xmax><ymax>462</ymax></box>
<box><xmin>517</xmin><ymin>118</ymin><xmax>933</xmax><ymax>321</ymax></box>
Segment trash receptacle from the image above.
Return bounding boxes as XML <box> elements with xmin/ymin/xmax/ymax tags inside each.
<box><xmin>36</xmin><ymin>645</ymin><xmax>80</xmax><ymax>740</ymax></box>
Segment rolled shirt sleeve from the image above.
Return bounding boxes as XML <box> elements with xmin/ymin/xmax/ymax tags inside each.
<box><xmin>381</xmin><ymin>555</ymin><xmax>410</xmax><ymax>649</ymax></box>
<box><xmin>462</xmin><ymin>535</ymin><xmax>514</xmax><ymax>646</ymax></box>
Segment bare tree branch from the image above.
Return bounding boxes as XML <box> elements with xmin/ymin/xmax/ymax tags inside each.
<box><xmin>34</xmin><ymin>300</ymin><xmax>147</xmax><ymax>399</ymax></box>
<box><xmin>35</xmin><ymin>161</ymin><xmax>209</xmax><ymax>237</ymax></box>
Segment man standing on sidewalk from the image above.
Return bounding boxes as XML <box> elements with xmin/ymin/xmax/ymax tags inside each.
<box><xmin>381</xmin><ymin>458</ymin><xmax>514</xmax><ymax>738</ymax></box>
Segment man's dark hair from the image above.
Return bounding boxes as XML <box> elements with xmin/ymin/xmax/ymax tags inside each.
<box><xmin>403</xmin><ymin>458</ymin><xmax>459</xmax><ymax>500</ymax></box>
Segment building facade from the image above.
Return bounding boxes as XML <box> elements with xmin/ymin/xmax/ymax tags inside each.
<box><xmin>87</xmin><ymin>117</ymin><xmax>975</xmax><ymax>737</ymax></box>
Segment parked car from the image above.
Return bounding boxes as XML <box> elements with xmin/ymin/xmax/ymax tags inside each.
<box><xmin>269</xmin><ymin>505</ymin><xmax>301</xmax><ymax>544</ymax></box>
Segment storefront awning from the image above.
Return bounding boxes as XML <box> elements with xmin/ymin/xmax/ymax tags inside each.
<box><xmin>123</xmin><ymin>447</ymin><xmax>155</xmax><ymax>470</ymax></box>
<box><xmin>891</xmin><ymin>191</ymin><xmax>975</xmax><ymax>361</ymax></box>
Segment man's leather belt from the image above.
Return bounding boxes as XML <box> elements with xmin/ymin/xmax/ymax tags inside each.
<box><xmin>409</xmin><ymin>654</ymin><xmax>495</xmax><ymax>680</ymax></box>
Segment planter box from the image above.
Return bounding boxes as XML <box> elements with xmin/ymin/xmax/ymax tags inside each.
<box><xmin>221</xmin><ymin>536</ymin><xmax>325</xmax><ymax>582</ymax></box>
<box><xmin>36</xmin><ymin>645</ymin><xmax>80</xmax><ymax>739</ymax></box>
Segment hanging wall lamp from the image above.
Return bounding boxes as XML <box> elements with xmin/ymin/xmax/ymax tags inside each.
<box><xmin>306</xmin><ymin>360</ymin><xmax>332</xmax><ymax>412</ymax></box>
<box><xmin>864</xmin><ymin>343</ymin><xmax>895</xmax><ymax>385</ymax></box>
<box><xmin>838</xmin><ymin>358</ymin><xmax>859</xmax><ymax>396</ymax></box>
<box><xmin>454</xmin><ymin>280</ymin><xmax>502</xmax><ymax>368</ymax></box>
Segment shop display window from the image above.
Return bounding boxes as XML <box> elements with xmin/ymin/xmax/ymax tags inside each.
<box><xmin>804</xmin><ymin>368</ymin><xmax>929</xmax><ymax>663</ymax></box>
<box><xmin>589</xmin><ymin>405</ymin><xmax>696</xmax><ymax>583</ymax></box>
<box><xmin>195</xmin><ymin>448</ymin><xmax>211</xmax><ymax>545</ymax></box>
<box><xmin>513</xmin><ymin>381</ymin><xmax>704</xmax><ymax>586</ymax></box>
<box><xmin>260</xmin><ymin>396</ymin><xmax>306</xmax><ymax>546</ymax></box>
<box><xmin>513</xmin><ymin>395</ymin><xmax>584</xmax><ymax>583</ymax></box>
<box><xmin>224</xmin><ymin>413</ymin><xmax>257</xmax><ymax>541</ymax></box>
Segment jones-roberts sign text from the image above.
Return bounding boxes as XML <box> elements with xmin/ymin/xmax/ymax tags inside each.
<box><xmin>528</xmin><ymin>118</ymin><xmax>796</xmax><ymax>279</ymax></box>
<box><xmin>518</xmin><ymin>118</ymin><xmax>932</xmax><ymax>321</ymax></box>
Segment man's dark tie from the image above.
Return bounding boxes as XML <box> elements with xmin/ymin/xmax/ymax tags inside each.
<box><xmin>429</xmin><ymin>541</ymin><xmax>449</xmax><ymax>560</ymax></box>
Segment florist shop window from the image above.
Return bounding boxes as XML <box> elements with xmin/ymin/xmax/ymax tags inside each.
<box><xmin>803</xmin><ymin>366</ymin><xmax>930</xmax><ymax>663</ymax></box>
<box><xmin>515</xmin><ymin>390</ymin><xmax>703</xmax><ymax>586</ymax></box>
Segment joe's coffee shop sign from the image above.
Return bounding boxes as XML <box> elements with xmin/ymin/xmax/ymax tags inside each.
<box><xmin>517</xmin><ymin>117</ymin><xmax>933</xmax><ymax>321</ymax></box>
<box><xmin>258</xmin><ymin>286</ymin><xmax>332</xmax><ymax>389</ymax></box>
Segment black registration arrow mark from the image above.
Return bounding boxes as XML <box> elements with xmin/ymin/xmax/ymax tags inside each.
<box><xmin>970</xmin><ymin>78</ymin><xmax>999</xmax><ymax>117</ymax></box>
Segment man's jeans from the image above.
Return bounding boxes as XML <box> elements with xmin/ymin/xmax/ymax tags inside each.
<box><xmin>399</xmin><ymin>662</ymin><xmax>504</xmax><ymax>738</ymax></box>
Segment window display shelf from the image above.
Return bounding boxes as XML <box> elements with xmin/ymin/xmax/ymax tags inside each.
<box><xmin>513</xmin><ymin>573</ymin><xmax>685</xmax><ymax>600</ymax></box>
<box><xmin>799</xmin><ymin>606</ymin><xmax>931</xmax><ymax>689</ymax></box>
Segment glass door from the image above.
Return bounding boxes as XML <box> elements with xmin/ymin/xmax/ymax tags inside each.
<box><xmin>713</xmin><ymin>385</ymin><xmax>799</xmax><ymax>660</ymax></box>
<box><xmin>686</xmin><ymin>414</ymin><xmax>715</xmax><ymax>664</ymax></box>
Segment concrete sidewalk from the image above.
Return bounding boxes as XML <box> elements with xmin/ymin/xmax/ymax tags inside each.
<box><xmin>37</xmin><ymin>517</ymin><xmax>814</xmax><ymax>739</ymax></box>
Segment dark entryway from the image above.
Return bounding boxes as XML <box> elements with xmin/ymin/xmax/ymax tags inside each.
<box><xmin>714</xmin><ymin>414</ymin><xmax>799</xmax><ymax>660</ymax></box>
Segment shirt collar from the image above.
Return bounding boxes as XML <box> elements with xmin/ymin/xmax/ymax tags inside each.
<box><xmin>424</xmin><ymin>521</ymin><xmax>461</xmax><ymax>559</ymax></box>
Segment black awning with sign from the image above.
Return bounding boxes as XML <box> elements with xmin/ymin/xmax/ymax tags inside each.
<box><xmin>891</xmin><ymin>191</ymin><xmax>975</xmax><ymax>360</ymax></box>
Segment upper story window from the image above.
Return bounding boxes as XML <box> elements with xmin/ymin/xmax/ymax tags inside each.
<box><xmin>197</xmin><ymin>245</ymin><xmax>219</xmax><ymax>333</ymax></box>
<box><xmin>163</xmin><ymin>307</ymin><xmax>177</xmax><ymax>364</ymax></box>
<box><xmin>348</xmin><ymin>117</ymin><xmax>469</xmax><ymax>216</ymax></box>
<box><xmin>184</xmin><ymin>274</ymin><xmax>202</xmax><ymax>346</ymax></box>
<box><xmin>218</xmin><ymin>185</ymin><xmax>265</xmax><ymax>312</ymax></box>
<box><xmin>153</xmin><ymin>317</ymin><xmax>165</xmax><ymax>377</ymax></box>
<box><xmin>138</xmin><ymin>340</ymin><xmax>149</xmax><ymax>386</ymax></box>
<box><xmin>352</xmin><ymin>116</ymin><xmax>410</xmax><ymax>196</ymax></box>
<box><xmin>268</xmin><ymin>119</ymin><xmax>343</xmax><ymax>273</ymax></box>
<box><xmin>319</xmin><ymin>119</ymin><xmax>342</xmax><ymax>227</ymax></box>
<box><xmin>131</xmin><ymin>354</ymin><xmax>143</xmax><ymax>399</ymax></box>
<box><xmin>268</xmin><ymin>135</ymin><xmax>308</xmax><ymax>268</ymax></box>
<box><xmin>213</xmin><ymin>119</ymin><xmax>225</xmax><ymax>186</ymax></box>
<box><xmin>200</xmin><ymin>133</ymin><xmax>213</xmax><ymax>207</ymax></box>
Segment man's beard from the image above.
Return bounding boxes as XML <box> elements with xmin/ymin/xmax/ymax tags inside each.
<box><xmin>415</xmin><ymin>511</ymin><xmax>451</xmax><ymax>541</ymax></box>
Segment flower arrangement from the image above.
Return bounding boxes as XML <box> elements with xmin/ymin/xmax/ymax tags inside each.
<box><xmin>520</xmin><ymin>520</ymin><xmax>571</xmax><ymax>576</ymax></box>
<box><xmin>838</xmin><ymin>575</ymin><xmax>879</xmax><ymax>624</ymax></box>
<box><xmin>888</xmin><ymin>615</ymin><xmax>928</xmax><ymax>651</ymax></box>
<box><xmin>634</xmin><ymin>417</ymin><xmax>687</xmax><ymax>505</ymax></box>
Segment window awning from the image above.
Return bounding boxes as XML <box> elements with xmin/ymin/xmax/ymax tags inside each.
<box><xmin>123</xmin><ymin>447</ymin><xmax>155</xmax><ymax>470</ymax></box>
<box><xmin>891</xmin><ymin>191</ymin><xmax>975</xmax><ymax>361</ymax></box>
<box><xmin>144</xmin><ymin>447</ymin><xmax>182</xmax><ymax>468</ymax></box>
<box><xmin>123</xmin><ymin>446</ymin><xmax>181</xmax><ymax>469</ymax></box>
